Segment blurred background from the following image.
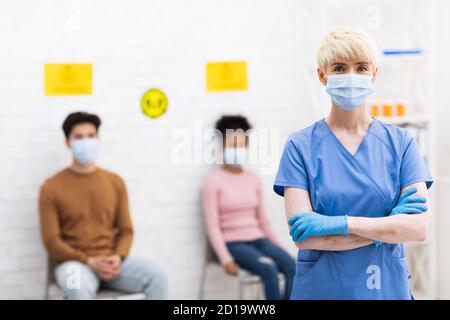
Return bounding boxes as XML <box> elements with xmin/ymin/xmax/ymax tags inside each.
<box><xmin>0</xmin><ymin>0</ymin><xmax>449</xmax><ymax>299</ymax></box>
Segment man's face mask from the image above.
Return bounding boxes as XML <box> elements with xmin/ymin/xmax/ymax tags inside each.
<box><xmin>326</xmin><ymin>73</ymin><xmax>374</xmax><ymax>111</ymax></box>
<box><xmin>70</xmin><ymin>138</ymin><xmax>99</xmax><ymax>165</ymax></box>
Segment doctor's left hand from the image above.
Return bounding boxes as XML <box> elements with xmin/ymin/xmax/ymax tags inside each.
<box><xmin>288</xmin><ymin>212</ymin><xmax>349</xmax><ymax>243</ymax></box>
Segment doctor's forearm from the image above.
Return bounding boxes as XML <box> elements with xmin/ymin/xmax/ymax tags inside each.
<box><xmin>347</xmin><ymin>213</ymin><xmax>430</xmax><ymax>243</ymax></box>
<box><xmin>295</xmin><ymin>234</ymin><xmax>373</xmax><ymax>251</ymax></box>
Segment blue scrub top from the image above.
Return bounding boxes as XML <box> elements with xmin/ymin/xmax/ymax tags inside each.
<box><xmin>274</xmin><ymin>118</ymin><xmax>433</xmax><ymax>300</ymax></box>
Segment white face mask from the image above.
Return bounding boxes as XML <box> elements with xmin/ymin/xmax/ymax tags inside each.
<box><xmin>223</xmin><ymin>147</ymin><xmax>247</xmax><ymax>166</ymax></box>
<box><xmin>326</xmin><ymin>73</ymin><xmax>374</xmax><ymax>111</ymax></box>
<box><xmin>70</xmin><ymin>138</ymin><xmax>99</xmax><ymax>165</ymax></box>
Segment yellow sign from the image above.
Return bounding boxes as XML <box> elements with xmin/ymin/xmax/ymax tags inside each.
<box><xmin>44</xmin><ymin>63</ymin><xmax>92</xmax><ymax>95</ymax></box>
<box><xmin>206</xmin><ymin>61</ymin><xmax>248</xmax><ymax>92</ymax></box>
<box><xmin>141</xmin><ymin>88</ymin><xmax>168</xmax><ymax>119</ymax></box>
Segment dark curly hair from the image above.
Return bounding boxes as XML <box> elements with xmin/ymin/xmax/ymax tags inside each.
<box><xmin>215</xmin><ymin>115</ymin><xmax>252</xmax><ymax>136</ymax></box>
<box><xmin>62</xmin><ymin>112</ymin><xmax>101</xmax><ymax>139</ymax></box>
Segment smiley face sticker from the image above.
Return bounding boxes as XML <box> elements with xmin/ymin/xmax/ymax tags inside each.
<box><xmin>141</xmin><ymin>88</ymin><xmax>168</xmax><ymax>119</ymax></box>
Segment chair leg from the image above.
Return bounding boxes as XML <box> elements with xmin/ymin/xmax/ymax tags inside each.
<box><xmin>198</xmin><ymin>264</ymin><xmax>208</xmax><ymax>300</ymax></box>
<box><xmin>239</xmin><ymin>281</ymin><xmax>243</xmax><ymax>300</ymax></box>
<box><xmin>256</xmin><ymin>282</ymin><xmax>261</xmax><ymax>300</ymax></box>
<box><xmin>44</xmin><ymin>273</ymin><xmax>50</xmax><ymax>300</ymax></box>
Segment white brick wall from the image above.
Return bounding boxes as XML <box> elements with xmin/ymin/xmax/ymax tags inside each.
<box><xmin>1</xmin><ymin>0</ymin><xmax>449</xmax><ymax>299</ymax></box>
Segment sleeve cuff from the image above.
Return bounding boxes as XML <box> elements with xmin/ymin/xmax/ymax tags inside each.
<box><xmin>400</xmin><ymin>177</ymin><xmax>433</xmax><ymax>190</ymax></box>
<box><xmin>273</xmin><ymin>181</ymin><xmax>309</xmax><ymax>196</ymax></box>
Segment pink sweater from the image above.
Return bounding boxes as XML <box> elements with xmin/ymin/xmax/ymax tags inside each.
<box><xmin>201</xmin><ymin>167</ymin><xmax>282</xmax><ymax>265</ymax></box>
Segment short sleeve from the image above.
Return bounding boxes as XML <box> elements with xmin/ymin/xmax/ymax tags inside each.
<box><xmin>400</xmin><ymin>131</ymin><xmax>433</xmax><ymax>189</ymax></box>
<box><xmin>273</xmin><ymin>136</ymin><xmax>309</xmax><ymax>197</ymax></box>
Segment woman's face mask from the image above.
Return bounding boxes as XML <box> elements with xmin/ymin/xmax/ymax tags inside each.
<box><xmin>326</xmin><ymin>73</ymin><xmax>374</xmax><ymax>111</ymax></box>
<box><xmin>223</xmin><ymin>147</ymin><xmax>247</xmax><ymax>166</ymax></box>
<box><xmin>70</xmin><ymin>138</ymin><xmax>99</xmax><ymax>165</ymax></box>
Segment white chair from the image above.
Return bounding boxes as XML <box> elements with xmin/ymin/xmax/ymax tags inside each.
<box><xmin>198</xmin><ymin>240</ymin><xmax>283</xmax><ymax>300</ymax></box>
<box><xmin>44</xmin><ymin>257</ymin><xmax>146</xmax><ymax>300</ymax></box>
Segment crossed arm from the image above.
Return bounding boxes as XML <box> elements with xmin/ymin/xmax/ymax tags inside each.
<box><xmin>284</xmin><ymin>181</ymin><xmax>430</xmax><ymax>251</ymax></box>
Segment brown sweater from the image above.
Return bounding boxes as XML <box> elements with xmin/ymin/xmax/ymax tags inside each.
<box><xmin>39</xmin><ymin>167</ymin><xmax>133</xmax><ymax>264</ymax></box>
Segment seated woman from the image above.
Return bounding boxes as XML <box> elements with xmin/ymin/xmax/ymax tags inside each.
<box><xmin>201</xmin><ymin>115</ymin><xmax>295</xmax><ymax>300</ymax></box>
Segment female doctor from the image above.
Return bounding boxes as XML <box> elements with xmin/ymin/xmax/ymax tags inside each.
<box><xmin>273</xmin><ymin>27</ymin><xmax>433</xmax><ymax>300</ymax></box>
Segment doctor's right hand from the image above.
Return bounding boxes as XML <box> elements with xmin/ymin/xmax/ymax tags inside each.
<box><xmin>374</xmin><ymin>188</ymin><xmax>428</xmax><ymax>247</ymax></box>
<box><xmin>390</xmin><ymin>187</ymin><xmax>428</xmax><ymax>216</ymax></box>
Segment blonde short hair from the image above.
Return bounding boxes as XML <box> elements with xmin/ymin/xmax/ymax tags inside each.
<box><xmin>317</xmin><ymin>27</ymin><xmax>379</xmax><ymax>70</ymax></box>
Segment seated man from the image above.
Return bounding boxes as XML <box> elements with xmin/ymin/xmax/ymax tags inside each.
<box><xmin>39</xmin><ymin>112</ymin><xmax>168</xmax><ymax>300</ymax></box>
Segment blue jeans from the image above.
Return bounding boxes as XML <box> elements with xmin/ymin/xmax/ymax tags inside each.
<box><xmin>226</xmin><ymin>238</ymin><xmax>295</xmax><ymax>300</ymax></box>
<box><xmin>54</xmin><ymin>257</ymin><xmax>168</xmax><ymax>300</ymax></box>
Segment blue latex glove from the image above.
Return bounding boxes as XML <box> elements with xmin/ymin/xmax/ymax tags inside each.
<box><xmin>374</xmin><ymin>188</ymin><xmax>428</xmax><ymax>247</ymax></box>
<box><xmin>288</xmin><ymin>212</ymin><xmax>349</xmax><ymax>243</ymax></box>
<box><xmin>390</xmin><ymin>188</ymin><xmax>427</xmax><ymax>215</ymax></box>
